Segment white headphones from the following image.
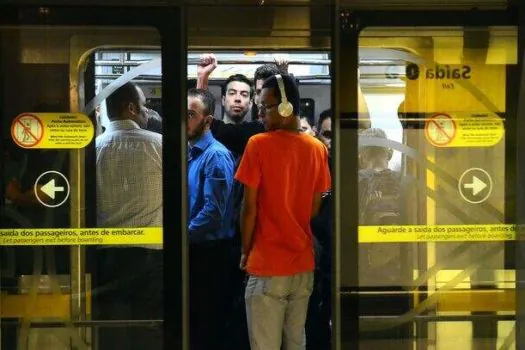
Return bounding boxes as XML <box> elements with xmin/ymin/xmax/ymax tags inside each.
<box><xmin>275</xmin><ymin>74</ymin><xmax>294</xmax><ymax>118</ymax></box>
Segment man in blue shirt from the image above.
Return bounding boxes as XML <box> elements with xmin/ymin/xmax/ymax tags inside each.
<box><xmin>187</xmin><ymin>88</ymin><xmax>236</xmax><ymax>350</ymax></box>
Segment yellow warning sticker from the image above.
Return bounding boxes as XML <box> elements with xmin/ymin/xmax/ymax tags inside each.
<box><xmin>359</xmin><ymin>224</ymin><xmax>516</xmax><ymax>243</ymax></box>
<box><xmin>424</xmin><ymin>113</ymin><xmax>504</xmax><ymax>148</ymax></box>
<box><xmin>0</xmin><ymin>227</ymin><xmax>162</xmax><ymax>246</ymax></box>
<box><xmin>11</xmin><ymin>113</ymin><xmax>94</xmax><ymax>149</ymax></box>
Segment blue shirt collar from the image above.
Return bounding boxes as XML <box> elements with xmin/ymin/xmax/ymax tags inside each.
<box><xmin>191</xmin><ymin>130</ymin><xmax>214</xmax><ymax>152</ymax></box>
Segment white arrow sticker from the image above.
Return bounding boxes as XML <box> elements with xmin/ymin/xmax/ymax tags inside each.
<box><xmin>463</xmin><ymin>175</ymin><xmax>487</xmax><ymax>196</ymax></box>
<box><xmin>40</xmin><ymin>179</ymin><xmax>65</xmax><ymax>200</ymax></box>
<box><xmin>458</xmin><ymin>168</ymin><xmax>493</xmax><ymax>204</ymax></box>
<box><xmin>34</xmin><ymin>171</ymin><xmax>70</xmax><ymax>208</ymax></box>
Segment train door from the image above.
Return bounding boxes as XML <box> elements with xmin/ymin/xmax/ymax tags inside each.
<box><xmin>335</xmin><ymin>9</ymin><xmax>519</xmax><ymax>350</ymax></box>
<box><xmin>0</xmin><ymin>6</ymin><xmax>186</xmax><ymax>350</ymax></box>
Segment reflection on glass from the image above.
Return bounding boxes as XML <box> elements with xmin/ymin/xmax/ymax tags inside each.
<box><xmin>355</xmin><ymin>27</ymin><xmax>517</xmax><ymax>349</ymax></box>
<box><xmin>0</xmin><ymin>27</ymin><xmax>164</xmax><ymax>350</ymax></box>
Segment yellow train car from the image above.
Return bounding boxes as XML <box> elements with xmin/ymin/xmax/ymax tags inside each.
<box><xmin>0</xmin><ymin>1</ymin><xmax>523</xmax><ymax>349</ymax></box>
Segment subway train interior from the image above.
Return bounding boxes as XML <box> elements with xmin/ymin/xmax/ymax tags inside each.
<box><xmin>1</xmin><ymin>0</ymin><xmax>525</xmax><ymax>349</ymax></box>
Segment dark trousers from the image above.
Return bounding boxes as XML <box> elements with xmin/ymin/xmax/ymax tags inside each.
<box><xmin>222</xmin><ymin>244</ymin><xmax>251</xmax><ymax>350</ymax></box>
<box><xmin>306</xmin><ymin>268</ymin><xmax>332</xmax><ymax>350</ymax></box>
<box><xmin>189</xmin><ymin>239</ymin><xmax>233</xmax><ymax>350</ymax></box>
<box><xmin>95</xmin><ymin>247</ymin><xmax>163</xmax><ymax>350</ymax></box>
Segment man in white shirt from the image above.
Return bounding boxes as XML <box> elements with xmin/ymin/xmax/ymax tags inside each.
<box><xmin>95</xmin><ymin>82</ymin><xmax>163</xmax><ymax>350</ymax></box>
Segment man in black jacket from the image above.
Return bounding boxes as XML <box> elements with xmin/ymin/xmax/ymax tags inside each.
<box><xmin>196</xmin><ymin>54</ymin><xmax>276</xmax><ymax>155</ymax></box>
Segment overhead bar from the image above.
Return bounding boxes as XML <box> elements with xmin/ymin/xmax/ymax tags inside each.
<box><xmin>95</xmin><ymin>57</ymin><xmax>331</xmax><ymax>66</ymax></box>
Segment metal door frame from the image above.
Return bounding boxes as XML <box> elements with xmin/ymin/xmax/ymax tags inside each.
<box><xmin>0</xmin><ymin>5</ymin><xmax>187</xmax><ymax>350</ymax></box>
<box><xmin>332</xmin><ymin>6</ymin><xmax>519</xmax><ymax>350</ymax></box>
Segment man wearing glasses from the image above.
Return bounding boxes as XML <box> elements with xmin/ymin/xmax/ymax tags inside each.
<box><xmin>236</xmin><ymin>74</ymin><xmax>331</xmax><ymax>349</ymax></box>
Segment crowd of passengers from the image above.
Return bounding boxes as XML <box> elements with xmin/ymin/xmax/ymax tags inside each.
<box><xmin>1</xmin><ymin>52</ymin><xmax>385</xmax><ymax>350</ymax></box>
<box><xmin>93</xmin><ymin>53</ymin><xmax>346</xmax><ymax>350</ymax></box>
<box><xmin>0</xmin><ymin>53</ymin><xmax>380</xmax><ymax>350</ymax></box>
<box><xmin>0</xmin><ymin>45</ymin><xmax>407</xmax><ymax>349</ymax></box>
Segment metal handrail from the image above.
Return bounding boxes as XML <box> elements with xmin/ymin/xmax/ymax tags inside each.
<box><xmin>95</xmin><ymin>57</ymin><xmax>331</xmax><ymax>66</ymax></box>
<box><xmin>95</xmin><ymin>58</ymin><xmax>405</xmax><ymax>67</ymax></box>
<box><xmin>94</xmin><ymin>74</ymin><xmax>405</xmax><ymax>83</ymax></box>
<box><xmin>1</xmin><ymin>320</ymin><xmax>163</xmax><ymax>329</ymax></box>
<box><xmin>0</xmin><ymin>313</ymin><xmax>515</xmax><ymax>329</ymax></box>
<box><xmin>95</xmin><ymin>74</ymin><xmax>333</xmax><ymax>81</ymax></box>
<box><xmin>95</xmin><ymin>58</ymin><xmax>406</xmax><ymax>67</ymax></box>
<box><xmin>360</xmin><ymin>314</ymin><xmax>515</xmax><ymax>323</ymax></box>
<box><xmin>95</xmin><ymin>74</ymin><xmax>161</xmax><ymax>80</ymax></box>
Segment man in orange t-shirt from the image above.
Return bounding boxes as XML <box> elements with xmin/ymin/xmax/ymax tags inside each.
<box><xmin>235</xmin><ymin>74</ymin><xmax>331</xmax><ymax>350</ymax></box>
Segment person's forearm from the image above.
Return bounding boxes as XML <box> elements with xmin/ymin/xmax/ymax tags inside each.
<box><xmin>240</xmin><ymin>204</ymin><xmax>256</xmax><ymax>255</ymax></box>
<box><xmin>196</xmin><ymin>74</ymin><xmax>209</xmax><ymax>90</ymax></box>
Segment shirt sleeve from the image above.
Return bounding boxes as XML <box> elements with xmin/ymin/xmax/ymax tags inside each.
<box><xmin>234</xmin><ymin>137</ymin><xmax>261</xmax><ymax>189</ymax></box>
<box><xmin>315</xmin><ymin>145</ymin><xmax>331</xmax><ymax>193</ymax></box>
<box><xmin>188</xmin><ymin>151</ymin><xmax>235</xmax><ymax>243</ymax></box>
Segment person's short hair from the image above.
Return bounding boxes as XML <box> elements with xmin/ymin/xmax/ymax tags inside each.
<box><xmin>106</xmin><ymin>82</ymin><xmax>141</xmax><ymax>120</ymax></box>
<box><xmin>221</xmin><ymin>74</ymin><xmax>253</xmax><ymax>98</ymax></box>
<box><xmin>359</xmin><ymin>128</ymin><xmax>393</xmax><ymax>161</ymax></box>
<box><xmin>254</xmin><ymin>64</ymin><xmax>281</xmax><ymax>84</ymax></box>
<box><xmin>318</xmin><ymin>108</ymin><xmax>331</xmax><ymax>130</ymax></box>
<box><xmin>188</xmin><ymin>79</ymin><xmax>197</xmax><ymax>90</ymax></box>
<box><xmin>261</xmin><ymin>74</ymin><xmax>301</xmax><ymax>116</ymax></box>
<box><xmin>188</xmin><ymin>88</ymin><xmax>216</xmax><ymax>116</ymax></box>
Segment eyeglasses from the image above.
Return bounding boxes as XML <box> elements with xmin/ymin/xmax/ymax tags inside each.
<box><xmin>258</xmin><ymin>103</ymin><xmax>279</xmax><ymax>113</ymax></box>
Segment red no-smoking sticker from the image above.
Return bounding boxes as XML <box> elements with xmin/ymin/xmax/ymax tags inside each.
<box><xmin>11</xmin><ymin>113</ymin><xmax>44</xmax><ymax>148</ymax></box>
<box><xmin>425</xmin><ymin>113</ymin><xmax>457</xmax><ymax>147</ymax></box>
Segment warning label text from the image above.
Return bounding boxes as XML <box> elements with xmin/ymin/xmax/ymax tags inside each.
<box><xmin>0</xmin><ymin>227</ymin><xmax>162</xmax><ymax>246</ymax></box>
<box><xmin>359</xmin><ymin>224</ymin><xmax>516</xmax><ymax>243</ymax></box>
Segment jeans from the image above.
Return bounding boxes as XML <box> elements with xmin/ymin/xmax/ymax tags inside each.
<box><xmin>245</xmin><ymin>272</ymin><xmax>314</xmax><ymax>350</ymax></box>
